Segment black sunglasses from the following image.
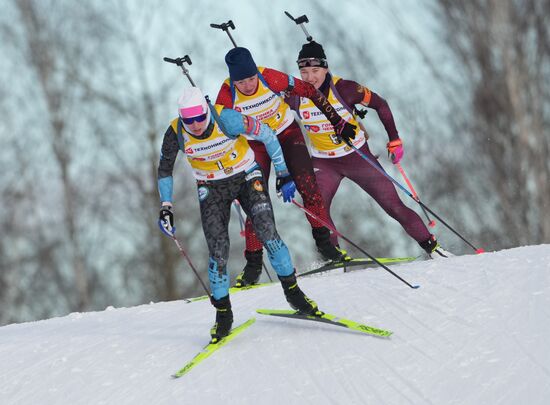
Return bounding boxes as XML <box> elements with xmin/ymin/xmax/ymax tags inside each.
<box><xmin>181</xmin><ymin>113</ymin><xmax>208</xmax><ymax>125</ymax></box>
<box><xmin>297</xmin><ymin>58</ymin><xmax>328</xmax><ymax>68</ymax></box>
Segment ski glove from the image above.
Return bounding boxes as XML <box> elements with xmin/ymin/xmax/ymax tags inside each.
<box><xmin>158</xmin><ymin>205</ymin><xmax>176</xmax><ymax>237</ymax></box>
<box><xmin>387</xmin><ymin>139</ymin><xmax>404</xmax><ymax>164</ymax></box>
<box><xmin>334</xmin><ymin>119</ymin><xmax>356</xmax><ymax>145</ymax></box>
<box><xmin>275</xmin><ymin>171</ymin><xmax>296</xmax><ymax>203</ymax></box>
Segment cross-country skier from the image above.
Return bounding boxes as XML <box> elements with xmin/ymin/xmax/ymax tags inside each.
<box><xmin>215</xmin><ymin>47</ymin><xmax>357</xmax><ymax>287</ymax></box>
<box><xmin>158</xmin><ymin>87</ymin><xmax>320</xmax><ymax>341</ymax></box>
<box><xmin>286</xmin><ymin>41</ymin><xmax>451</xmax><ymax>259</ymax></box>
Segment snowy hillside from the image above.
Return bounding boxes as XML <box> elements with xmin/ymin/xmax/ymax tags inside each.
<box><xmin>1</xmin><ymin>245</ymin><xmax>550</xmax><ymax>405</ymax></box>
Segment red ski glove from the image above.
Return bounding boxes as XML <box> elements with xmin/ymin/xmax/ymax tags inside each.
<box><xmin>387</xmin><ymin>139</ymin><xmax>404</xmax><ymax>164</ymax></box>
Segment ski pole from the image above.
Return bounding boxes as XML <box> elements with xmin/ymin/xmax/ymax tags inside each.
<box><xmin>232</xmin><ymin>200</ymin><xmax>274</xmax><ymax>283</ymax></box>
<box><xmin>210</xmin><ymin>20</ymin><xmax>238</xmax><ymax>48</ymax></box>
<box><xmin>291</xmin><ymin>200</ymin><xmax>420</xmax><ymax>289</ymax></box>
<box><xmin>171</xmin><ymin>236</ymin><xmax>210</xmax><ymax>296</ymax></box>
<box><xmin>348</xmin><ymin>143</ymin><xmax>484</xmax><ymax>253</ymax></box>
<box><xmin>396</xmin><ymin>162</ymin><xmax>436</xmax><ymax>228</ymax></box>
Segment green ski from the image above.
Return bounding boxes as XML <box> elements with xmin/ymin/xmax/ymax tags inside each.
<box><xmin>172</xmin><ymin>318</ymin><xmax>256</xmax><ymax>378</ymax></box>
<box><xmin>184</xmin><ymin>282</ymin><xmax>275</xmax><ymax>303</ymax></box>
<box><xmin>297</xmin><ymin>256</ymin><xmax>417</xmax><ymax>278</ymax></box>
<box><xmin>256</xmin><ymin>309</ymin><xmax>392</xmax><ymax>338</ymax></box>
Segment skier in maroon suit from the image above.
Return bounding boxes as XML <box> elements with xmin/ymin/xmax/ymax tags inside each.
<box><xmin>285</xmin><ymin>41</ymin><xmax>451</xmax><ymax>259</ymax></box>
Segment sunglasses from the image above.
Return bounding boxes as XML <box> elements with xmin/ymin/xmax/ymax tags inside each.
<box><xmin>297</xmin><ymin>58</ymin><xmax>328</xmax><ymax>68</ymax></box>
<box><xmin>181</xmin><ymin>113</ymin><xmax>208</xmax><ymax>125</ymax></box>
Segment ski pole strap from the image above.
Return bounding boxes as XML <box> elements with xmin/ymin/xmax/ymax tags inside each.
<box><xmin>329</xmin><ymin>77</ymin><xmax>355</xmax><ymax>118</ymax></box>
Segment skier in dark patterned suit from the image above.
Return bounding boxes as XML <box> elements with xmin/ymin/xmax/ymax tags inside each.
<box><xmin>157</xmin><ymin>87</ymin><xmax>320</xmax><ymax>341</ymax></box>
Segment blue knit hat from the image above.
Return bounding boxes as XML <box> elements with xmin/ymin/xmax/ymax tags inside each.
<box><xmin>225</xmin><ymin>47</ymin><xmax>258</xmax><ymax>81</ymax></box>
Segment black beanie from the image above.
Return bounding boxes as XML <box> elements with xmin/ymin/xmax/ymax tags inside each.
<box><xmin>225</xmin><ymin>47</ymin><xmax>258</xmax><ymax>81</ymax></box>
<box><xmin>298</xmin><ymin>41</ymin><xmax>327</xmax><ymax>60</ymax></box>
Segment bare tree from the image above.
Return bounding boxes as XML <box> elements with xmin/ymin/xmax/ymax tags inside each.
<box><xmin>426</xmin><ymin>0</ymin><xmax>550</xmax><ymax>247</ymax></box>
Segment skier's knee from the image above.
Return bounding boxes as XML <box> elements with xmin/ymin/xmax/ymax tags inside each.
<box><xmin>264</xmin><ymin>239</ymin><xmax>294</xmax><ymax>277</ymax></box>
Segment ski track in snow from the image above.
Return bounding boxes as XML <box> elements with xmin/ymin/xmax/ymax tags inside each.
<box><xmin>1</xmin><ymin>245</ymin><xmax>550</xmax><ymax>404</ymax></box>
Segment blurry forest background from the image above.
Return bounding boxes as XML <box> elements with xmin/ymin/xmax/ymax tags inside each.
<box><xmin>0</xmin><ymin>0</ymin><xmax>548</xmax><ymax>325</ymax></box>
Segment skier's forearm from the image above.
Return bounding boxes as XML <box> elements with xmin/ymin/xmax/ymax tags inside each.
<box><xmin>218</xmin><ymin>108</ymin><xmax>288</xmax><ymax>173</ymax></box>
<box><xmin>291</xmin><ymin>78</ymin><xmax>343</xmax><ymax>126</ymax></box>
<box><xmin>158</xmin><ymin>176</ymin><xmax>174</xmax><ymax>203</ymax></box>
<box><xmin>259</xmin><ymin>130</ymin><xmax>287</xmax><ymax>174</ymax></box>
<box><xmin>157</xmin><ymin>126</ymin><xmax>179</xmax><ymax>203</ymax></box>
<box><xmin>368</xmin><ymin>92</ymin><xmax>399</xmax><ymax>141</ymax></box>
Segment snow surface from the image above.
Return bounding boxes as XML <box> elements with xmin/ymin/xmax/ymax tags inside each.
<box><xmin>1</xmin><ymin>245</ymin><xmax>550</xmax><ymax>405</ymax></box>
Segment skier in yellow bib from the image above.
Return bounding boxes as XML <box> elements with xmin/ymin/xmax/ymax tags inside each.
<box><xmin>158</xmin><ymin>87</ymin><xmax>321</xmax><ymax>340</ymax></box>
<box><xmin>286</xmin><ymin>41</ymin><xmax>451</xmax><ymax>259</ymax></box>
<box><xmin>216</xmin><ymin>47</ymin><xmax>358</xmax><ymax>286</ymax></box>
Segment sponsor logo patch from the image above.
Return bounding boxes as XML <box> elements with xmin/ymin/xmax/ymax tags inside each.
<box><xmin>251</xmin><ymin>202</ymin><xmax>271</xmax><ymax>215</ymax></box>
<box><xmin>185</xmin><ymin>147</ymin><xmax>194</xmax><ymax>154</ymax></box>
<box><xmin>303</xmin><ymin>111</ymin><xmax>311</xmax><ymax>119</ymax></box>
<box><xmin>198</xmin><ymin>186</ymin><xmax>209</xmax><ymax>201</ymax></box>
<box><xmin>253</xmin><ymin>180</ymin><xmax>264</xmax><ymax>192</ymax></box>
<box><xmin>245</xmin><ymin>170</ymin><xmax>262</xmax><ymax>181</ymax></box>
<box><xmin>224</xmin><ymin>167</ymin><xmax>234</xmax><ymax>175</ymax></box>
<box><xmin>305</xmin><ymin>125</ymin><xmax>320</xmax><ymax>133</ymax></box>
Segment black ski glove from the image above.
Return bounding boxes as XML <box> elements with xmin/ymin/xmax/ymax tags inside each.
<box><xmin>334</xmin><ymin>120</ymin><xmax>356</xmax><ymax>145</ymax></box>
<box><xmin>158</xmin><ymin>205</ymin><xmax>175</xmax><ymax>237</ymax></box>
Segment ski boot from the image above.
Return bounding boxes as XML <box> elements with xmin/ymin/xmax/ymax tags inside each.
<box><xmin>312</xmin><ymin>227</ymin><xmax>348</xmax><ymax>262</ymax></box>
<box><xmin>234</xmin><ymin>249</ymin><xmax>263</xmax><ymax>287</ymax></box>
<box><xmin>419</xmin><ymin>235</ymin><xmax>454</xmax><ymax>259</ymax></box>
<box><xmin>279</xmin><ymin>273</ymin><xmax>321</xmax><ymax>316</ymax></box>
<box><xmin>210</xmin><ymin>295</ymin><xmax>233</xmax><ymax>342</ymax></box>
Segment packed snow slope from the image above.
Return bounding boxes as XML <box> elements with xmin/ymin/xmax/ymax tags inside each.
<box><xmin>1</xmin><ymin>245</ymin><xmax>550</xmax><ymax>405</ymax></box>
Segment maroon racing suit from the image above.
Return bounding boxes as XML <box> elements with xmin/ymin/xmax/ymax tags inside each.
<box><xmin>286</xmin><ymin>73</ymin><xmax>431</xmax><ymax>246</ymax></box>
<box><xmin>216</xmin><ymin>68</ymin><xmax>344</xmax><ymax>257</ymax></box>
